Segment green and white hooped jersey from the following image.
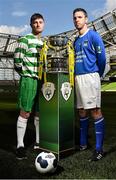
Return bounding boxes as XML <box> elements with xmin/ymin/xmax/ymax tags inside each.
<box><xmin>14</xmin><ymin>33</ymin><xmax>43</xmax><ymax>79</ymax></box>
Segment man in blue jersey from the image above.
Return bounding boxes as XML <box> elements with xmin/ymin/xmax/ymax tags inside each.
<box><xmin>73</xmin><ymin>8</ymin><xmax>106</xmax><ymax>161</ymax></box>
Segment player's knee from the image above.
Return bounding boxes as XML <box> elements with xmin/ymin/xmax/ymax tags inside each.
<box><xmin>91</xmin><ymin>108</ymin><xmax>102</xmax><ymax>119</ymax></box>
<box><xmin>78</xmin><ymin>109</ymin><xmax>87</xmax><ymax>118</ymax></box>
<box><xmin>20</xmin><ymin>110</ymin><xmax>30</xmax><ymax>119</ymax></box>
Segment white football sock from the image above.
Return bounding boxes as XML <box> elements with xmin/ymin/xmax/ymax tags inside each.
<box><xmin>34</xmin><ymin>116</ymin><xmax>39</xmax><ymax>144</ymax></box>
<box><xmin>17</xmin><ymin>116</ymin><xmax>28</xmax><ymax>148</ymax></box>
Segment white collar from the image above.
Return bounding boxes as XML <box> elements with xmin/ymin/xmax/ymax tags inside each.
<box><xmin>79</xmin><ymin>29</ymin><xmax>89</xmax><ymax>38</ymax></box>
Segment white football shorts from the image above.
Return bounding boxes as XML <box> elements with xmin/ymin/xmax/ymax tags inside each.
<box><xmin>75</xmin><ymin>72</ymin><xmax>101</xmax><ymax>109</ymax></box>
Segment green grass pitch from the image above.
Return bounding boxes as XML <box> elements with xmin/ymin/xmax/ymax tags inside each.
<box><xmin>0</xmin><ymin>89</ymin><xmax>116</xmax><ymax>179</ymax></box>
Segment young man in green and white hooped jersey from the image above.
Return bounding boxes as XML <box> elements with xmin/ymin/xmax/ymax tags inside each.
<box><xmin>14</xmin><ymin>13</ymin><xmax>45</xmax><ymax>160</ymax></box>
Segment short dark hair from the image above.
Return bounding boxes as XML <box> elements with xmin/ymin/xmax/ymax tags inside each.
<box><xmin>30</xmin><ymin>13</ymin><xmax>44</xmax><ymax>25</ymax></box>
<box><xmin>73</xmin><ymin>8</ymin><xmax>88</xmax><ymax>17</ymax></box>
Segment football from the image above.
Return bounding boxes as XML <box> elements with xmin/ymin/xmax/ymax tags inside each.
<box><xmin>35</xmin><ymin>152</ymin><xmax>57</xmax><ymax>174</ymax></box>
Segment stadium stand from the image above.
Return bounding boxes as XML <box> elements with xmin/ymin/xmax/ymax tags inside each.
<box><xmin>0</xmin><ymin>8</ymin><xmax>116</xmax><ymax>85</ymax></box>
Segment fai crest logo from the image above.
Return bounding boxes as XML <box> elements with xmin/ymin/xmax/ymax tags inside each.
<box><xmin>41</xmin><ymin>82</ymin><xmax>55</xmax><ymax>101</ymax></box>
<box><xmin>61</xmin><ymin>82</ymin><xmax>72</xmax><ymax>101</ymax></box>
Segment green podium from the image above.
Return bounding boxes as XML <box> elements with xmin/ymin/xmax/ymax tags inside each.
<box><xmin>39</xmin><ymin>73</ymin><xmax>75</xmax><ymax>159</ymax></box>
<box><xmin>38</xmin><ymin>35</ymin><xmax>75</xmax><ymax>159</ymax></box>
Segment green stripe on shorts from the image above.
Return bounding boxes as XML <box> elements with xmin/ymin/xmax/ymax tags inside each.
<box><xmin>18</xmin><ymin>76</ymin><xmax>39</xmax><ymax>112</ymax></box>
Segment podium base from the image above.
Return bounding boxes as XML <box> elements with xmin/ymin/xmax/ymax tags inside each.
<box><xmin>39</xmin><ymin>73</ymin><xmax>75</xmax><ymax>159</ymax></box>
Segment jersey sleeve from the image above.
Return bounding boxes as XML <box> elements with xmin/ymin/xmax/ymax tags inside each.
<box><xmin>14</xmin><ymin>37</ymin><xmax>28</xmax><ymax>75</ymax></box>
<box><xmin>92</xmin><ymin>31</ymin><xmax>106</xmax><ymax>77</ymax></box>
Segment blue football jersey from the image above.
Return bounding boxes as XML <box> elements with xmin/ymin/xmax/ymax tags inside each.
<box><xmin>74</xmin><ymin>29</ymin><xmax>106</xmax><ymax>77</ymax></box>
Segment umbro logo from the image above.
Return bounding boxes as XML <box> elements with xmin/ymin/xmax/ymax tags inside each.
<box><xmin>87</xmin><ymin>101</ymin><xmax>92</xmax><ymax>104</ymax></box>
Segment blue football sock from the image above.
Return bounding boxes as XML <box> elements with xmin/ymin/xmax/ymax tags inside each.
<box><xmin>94</xmin><ymin>117</ymin><xmax>105</xmax><ymax>151</ymax></box>
<box><xmin>80</xmin><ymin>117</ymin><xmax>89</xmax><ymax>146</ymax></box>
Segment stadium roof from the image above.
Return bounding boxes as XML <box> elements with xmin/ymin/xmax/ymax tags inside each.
<box><xmin>0</xmin><ymin>33</ymin><xmax>20</xmax><ymax>58</ymax></box>
<box><xmin>89</xmin><ymin>8</ymin><xmax>116</xmax><ymax>47</ymax></box>
<box><xmin>0</xmin><ymin>8</ymin><xmax>116</xmax><ymax>58</ymax></box>
<box><xmin>58</xmin><ymin>8</ymin><xmax>116</xmax><ymax>48</ymax></box>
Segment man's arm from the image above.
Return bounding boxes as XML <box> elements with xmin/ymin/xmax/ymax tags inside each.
<box><xmin>93</xmin><ymin>32</ymin><xmax>106</xmax><ymax>77</ymax></box>
<box><xmin>14</xmin><ymin>37</ymin><xmax>28</xmax><ymax>75</ymax></box>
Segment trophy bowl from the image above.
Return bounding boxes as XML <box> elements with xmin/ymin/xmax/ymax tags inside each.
<box><xmin>48</xmin><ymin>35</ymin><xmax>68</xmax><ymax>47</ymax></box>
<box><xmin>47</xmin><ymin>57</ymin><xmax>68</xmax><ymax>73</ymax></box>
